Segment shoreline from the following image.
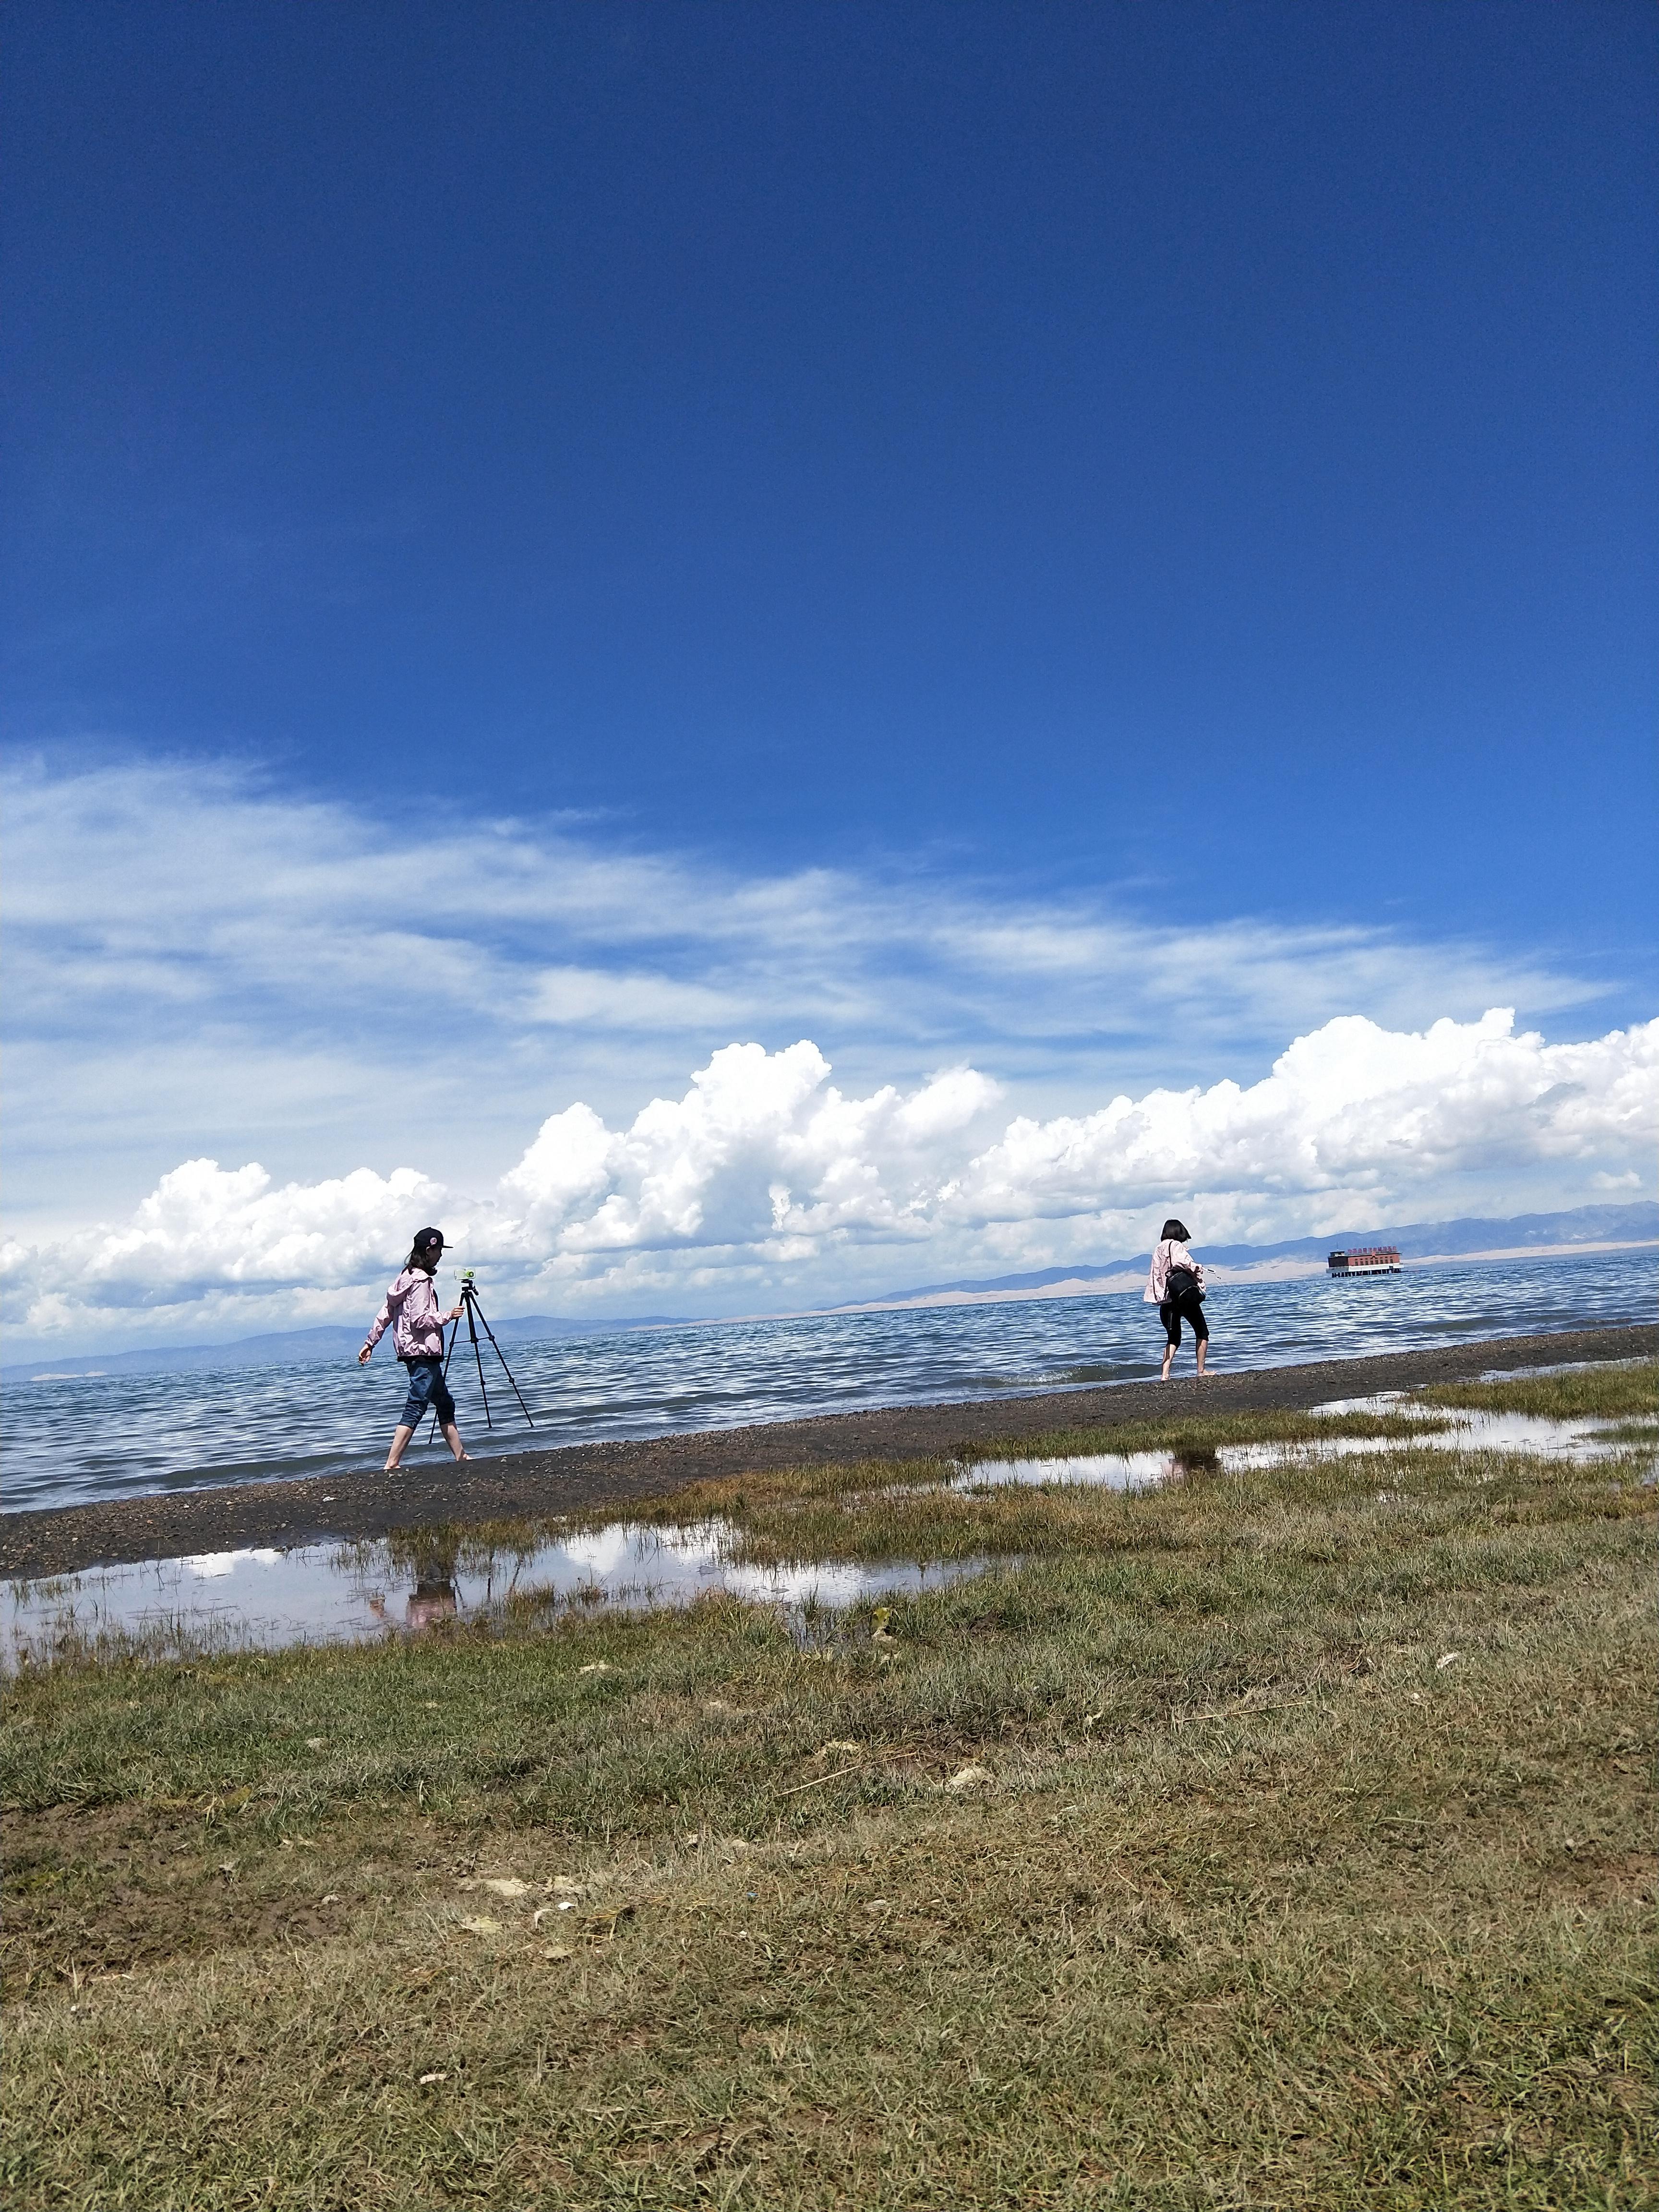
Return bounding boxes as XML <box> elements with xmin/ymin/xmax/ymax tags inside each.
<box><xmin>2</xmin><ymin>1320</ymin><xmax>1652</xmax><ymax>1583</ymax></box>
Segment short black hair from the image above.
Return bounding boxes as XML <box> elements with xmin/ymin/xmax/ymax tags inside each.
<box><xmin>1160</xmin><ymin>1218</ymin><xmax>1190</xmax><ymax>1242</ymax></box>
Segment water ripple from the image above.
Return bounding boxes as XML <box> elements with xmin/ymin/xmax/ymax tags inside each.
<box><xmin>1</xmin><ymin>1249</ymin><xmax>1651</xmax><ymax>1514</ymax></box>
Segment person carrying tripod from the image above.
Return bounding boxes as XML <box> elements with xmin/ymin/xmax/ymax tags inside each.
<box><xmin>359</xmin><ymin>1227</ymin><xmax>472</xmax><ymax>1471</ymax></box>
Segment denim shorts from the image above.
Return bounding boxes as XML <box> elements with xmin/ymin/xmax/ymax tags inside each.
<box><xmin>398</xmin><ymin>1356</ymin><xmax>456</xmax><ymax>1428</ymax></box>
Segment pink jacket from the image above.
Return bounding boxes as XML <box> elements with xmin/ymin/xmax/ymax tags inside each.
<box><xmin>1144</xmin><ymin>1238</ymin><xmax>1204</xmax><ymax>1304</ymax></box>
<box><xmin>363</xmin><ymin>1268</ymin><xmax>448</xmax><ymax>1361</ymax></box>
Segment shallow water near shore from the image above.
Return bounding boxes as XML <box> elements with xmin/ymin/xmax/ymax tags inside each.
<box><xmin>959</xmin><ymin>1395</ymin><xmax>1656</xmax><ymax>1488</ymax></box>
<box><xmin>7</xmin><ymin>1395</ymin><xmax>1651</xmax><ymax>1669</ymax></box>
<box><xmin>2</xmin><ymin>1249</ymin><xmax>1654</xmax><ymax>1515</ymax></box>
<box><xmin>3</xmin><ymin>1525</ymin><xmax>993</xmax><ymax>1670</ymax></box>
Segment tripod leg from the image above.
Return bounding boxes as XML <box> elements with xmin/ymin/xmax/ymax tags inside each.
<box><xmin>427</xmin><ymin>1315</ymin><xmax>461</xmax><ymax>1444</ymax></box>
<box><xmin>466</xmin><ymin>1296</ymin><xmax>493</xmax><ymax>1428</ymax></box>
<box><xmin>467</xmin><ymin>1297</ymin><xmax>537</xmax><ymax>1427</ymax></box>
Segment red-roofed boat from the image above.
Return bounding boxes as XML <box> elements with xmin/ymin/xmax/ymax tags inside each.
<box><xmin>1327</xmin><ymin>1246</ymin><xmax>1402</xmax><ymax>1276</ymax></box>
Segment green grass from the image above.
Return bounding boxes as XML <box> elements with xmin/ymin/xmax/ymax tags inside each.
<box><xmin>1419</xmin><ymin>1358</ymin><xmax>1658</xmax><ymax>1423</ymax></box>
<box><xmin>372</xmin><ymin>1407</ymin><xmax>1444</xmax><ymax>1579</ymax></box>
<box><xmin>2</xmin><ymin>1379</ymin><xmax>1655</xmax><ymax>2209</ymax></box>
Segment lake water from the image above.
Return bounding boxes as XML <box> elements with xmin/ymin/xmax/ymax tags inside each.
<box><xmin>2</xmin><ymin>1248</ymin><xmax>1652</xmax><ymax>1515</ymax></box>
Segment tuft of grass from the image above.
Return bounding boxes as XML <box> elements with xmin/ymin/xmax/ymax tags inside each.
<box><xmin>1</xmin><ymin>1387</ymin><xmax>1654</xmax><ymax>2209</ymax></box>
<box><xmin>1420</xmin><ymin>1357</ymin><xmax>1658</xmax><ymax>1422</ymax></box>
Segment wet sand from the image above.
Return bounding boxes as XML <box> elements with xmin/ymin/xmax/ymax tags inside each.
<box><xmin>4</xmin><ymin>1321</ymin><xmax>1653</xmax><ymax>1582</ymax></box>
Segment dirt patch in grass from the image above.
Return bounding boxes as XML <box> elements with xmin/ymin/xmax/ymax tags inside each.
<box><xmin>0</xmin><ymin>1798</ymin><xmax>464</xmax><ymax>1990</ymax></box>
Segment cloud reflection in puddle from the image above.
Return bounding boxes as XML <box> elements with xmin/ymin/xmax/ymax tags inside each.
<box><xmin>8</xmin><ymin>1401</ymin><xmax>1649</xmax><ymax>1668</ymax></box>
<box><xmin>3</xmin><ymin>1518</ymin><xmax>993</xmax><ymax>1668</ymax></box>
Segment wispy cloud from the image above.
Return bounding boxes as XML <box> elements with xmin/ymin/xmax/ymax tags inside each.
<box><xmin>3</xmin><ymin>751</ymin><xmax>1611</xmax><ymax>1242</ymax></box>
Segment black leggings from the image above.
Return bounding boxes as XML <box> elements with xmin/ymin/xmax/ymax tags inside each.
<box><xmin>1162</xmin><ymin>1287</ymin><xmax>1209</xmax><ymax>1347</ymax></box>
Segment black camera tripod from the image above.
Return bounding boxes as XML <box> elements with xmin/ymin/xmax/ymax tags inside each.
<box><xmin>427</xmin><ymin>1270</ymin><xmax>536</xmax><ymax>1439</ymax></box>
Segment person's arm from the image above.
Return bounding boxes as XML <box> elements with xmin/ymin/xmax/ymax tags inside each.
<box><xmin>360</xmin><ymin>1292</ymin><xmax>394</xmax><ymax>1363</ymax></box>
<box><xmin>402</xmin><ymin>1272</ymin><xmax>465</xmax><ymax>1337</ymax></box>
<box><xmin>359</xmin><ymin>1271</ymin><xmax>411</xmax><ymax>1363</ymax></box>
<box><xmin>415</xmin><ymin>1272</ymin><xmax>465</xmax><ymax>1328</ymax></box>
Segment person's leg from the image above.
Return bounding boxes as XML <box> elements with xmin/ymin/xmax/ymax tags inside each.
<box><xmin>432</xmin><ymin>1371</ymin><xmax>469</xmax><ymax>1461</ymax></box>
<box><xmin>388</xmin><ymin>1360</ymin><xmax>435</xmax><ymax>1468</ymax></box>
<box><xmin>1161</xmin><ymin>1303</ymin><xmax>1180</xmax><ymax>1380</ymax></box>
<box><xmin>1189</xmin><ymin>1294</ymin><xmax>1210</xmax><ymax>1378</ymax></box>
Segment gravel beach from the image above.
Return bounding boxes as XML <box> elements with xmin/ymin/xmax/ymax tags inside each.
<box><xmin>3</xmin><ymin>1320</ymin><xmax>1652</xmax><ymax>1582</ymax></box>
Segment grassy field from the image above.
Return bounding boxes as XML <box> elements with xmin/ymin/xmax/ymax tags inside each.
<box><xmin>2</xmin><ymin>1367</ymin><xmax>1654</xmax><ymax>2209</ymax></box>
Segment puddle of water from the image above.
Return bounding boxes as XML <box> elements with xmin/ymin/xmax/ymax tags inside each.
<box><xmin>1476</xmin><ymin>1356</ymin><xmax>1654</xmax><ymax>1385</ymax></box>
<box><xmin>2</xmin><ymin>1518</ymin><xmax>995</xmax><ymax>1670</ymax></box>
<box><xmin>951</xmin><ymin>1401</ymin><xmax>1657</xmax><ymax>1495</ymax></box>
<box><xmin>1305</xmin><ymin>1397</ymin><xmax>1657</xmax><ymax>1465</ymax></box>
<box><xmin>11</xmin><ymin>1399</ymin><xmax>1652</xmax><ymax>1670</ymax></box>
<box><xmin>955</xmin><ymin>1450</ymin><xmax>1178</xmax><ymax>1491</ymax></box>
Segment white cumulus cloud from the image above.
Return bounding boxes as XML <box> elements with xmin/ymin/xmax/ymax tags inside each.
<box><xmin>954</xmin><ymin>1010</ymin><xmax>1657</xmax><ymax>1227</ymax></box>
<box><xmin>2</xmin><ymin>1010</ymin><xmax>1652</xmax><ymax>1348</ymax></box>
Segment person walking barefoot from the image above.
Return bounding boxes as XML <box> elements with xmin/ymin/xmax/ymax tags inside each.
<box><xmin>1145</xmin><ymin>1217</ymin><xmax>1210</xmax><ymax>1381</ymax></box>
<box><xmin>359</xmin><ymin>1227</ymin><xmax>472</xmax><ymax>1470</ymax></box>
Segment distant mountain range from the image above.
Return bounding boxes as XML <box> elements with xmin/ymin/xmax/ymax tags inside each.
<box><xmin>0</xmin><ymin>1312</ymin><xmax>684</xmax><ymax>1384</ymax></box>
<box><xmin>3</xmin><ymin>1202</ymin><xmax>1652</xmax><ymax>1384</ymax></box>
<box><xmin>849</xmin><ymin>1201</ymin><xmax>1659</xmax><ymax>1306</ymax></box>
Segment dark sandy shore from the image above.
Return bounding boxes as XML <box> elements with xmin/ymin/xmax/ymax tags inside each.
<box><xmin>4</xmin><ymin>1321</ymin><xmax>1653</xmax><ymax>1582</ymax></box>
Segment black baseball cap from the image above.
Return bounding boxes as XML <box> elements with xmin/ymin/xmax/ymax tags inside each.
<box><xmin>413</xmin><ymin>1226</ymin><xmax>445</xmax><ymax>1253</ymax></box>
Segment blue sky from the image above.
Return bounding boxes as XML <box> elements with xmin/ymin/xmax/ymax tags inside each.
<box><xmin>2</xmin><ymin>2</ymin><xmax>1655</xmax><ymax>1345</ymax></box>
